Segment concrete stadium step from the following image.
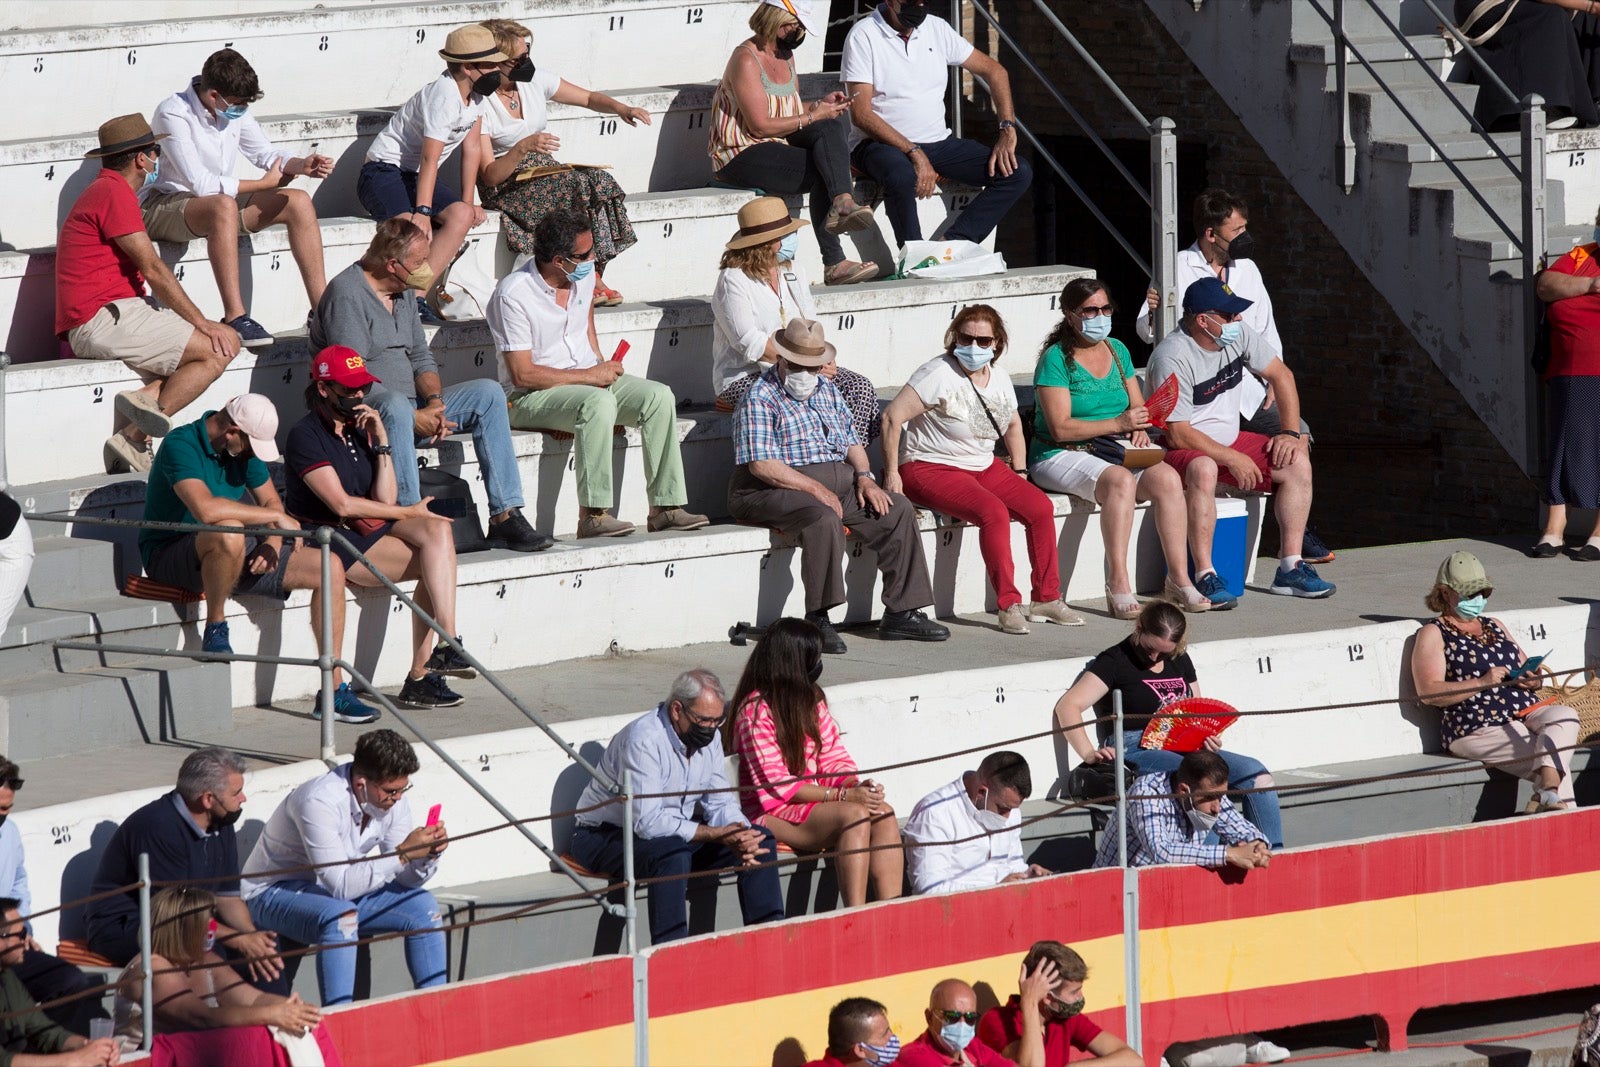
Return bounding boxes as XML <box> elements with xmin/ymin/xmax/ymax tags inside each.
<box><xmin>6</xmin><ymin>0</ymin><xmax>378</xmax><ymax>32</ymax></box>
<box><xmin>1412</xmin><ymin>174</ymin><xmax>1567</xmax><ymax>243</ymax></box>
<box><xmin>0</xmin><ymin>0</ymin><xmax>796</xmax><ymax>143</ymax></box>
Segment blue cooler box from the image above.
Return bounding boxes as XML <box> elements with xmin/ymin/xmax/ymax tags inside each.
<box><xmin>1181</xmin><ymin>497</ymin><xmax>1249</xmax><ymax>596</ymax></box>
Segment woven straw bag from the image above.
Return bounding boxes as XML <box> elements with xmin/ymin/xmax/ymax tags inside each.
<box><xmin>1534</xmin><ymin>668</ymin><xmax>1600</xmax><ymax>741</ymax></box>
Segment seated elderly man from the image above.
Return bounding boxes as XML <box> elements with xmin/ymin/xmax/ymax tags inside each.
<box><xmin>976</xmin><ymin>940</ymin><xmax>1141</xmax><ymax>1066</ymax></box>
<box><xmin>1148</xmin><ymin>277</ymin><xmax>1332</xmax><ymax>605</ymax></box>
<box><xmin>727</xmin><ymin>317</ymin><xmax>949</xmax><ymax>654</ymax></box>
<box><xmin>1094</xmin><ymin>750</ymin><xmax>1271</xmax><ymax>871</ymax></box>
<box><xmin>902</xmin><ymin>750</ymin><xmax>1051</xmax><ymax>895</ymax></box>
<box><xmin>898</xmin><ymin>975</ymin><xmax>1052</xmax><ymax>1067</ymax></box>
<box><xmin>568</xmin><ymin>670</ymin><xmax>784</xmax><ymax>945</ymax></box>
<box><xmin>487</xmin><ymin>208</ymin><xmax>708</xmax><ymax>538</ymax></box>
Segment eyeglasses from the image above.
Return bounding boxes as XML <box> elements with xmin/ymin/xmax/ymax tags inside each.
<box><xmin>0</xmin><ymin>929</ymin><xmax>26</xmax><ymax>942</ymax></box>
<box><xmin>367</xmin><ymin>781</ymin><xmax>412</xmax><ymax>800</ymax></box>
<box><xmin>1075</xmin><ymin>304</ymin><xmax>1112</xmax><ymax>318</ymax></box>
<box><xmin>935</xmin><ymin>1010</ymin><xmax>980</xmax><ymax>1025</ymax></box>
<box><xmin>680</xmin><ymin>705</ymin><xmax>728</xmax><ymax>729</ymax></box>
<box><xmin>955</xmin><ymin>331</ymin><xmax>995</xmax><ymax>345</ymax></box>
<box><xmin>0</xmin><ymin>778</ymin><xmax>22</xmax><ymax>791</ymax></box>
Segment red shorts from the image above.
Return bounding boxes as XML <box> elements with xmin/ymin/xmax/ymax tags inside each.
<box><xmin>1164</xmin><ymin>430</ymin><xmax>1274</xmax><ymax>489</ymax></box>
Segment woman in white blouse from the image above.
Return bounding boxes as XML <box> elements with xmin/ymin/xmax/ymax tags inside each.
<box><xmin>881</xmin><ymin>304</ymin><xmax>1084</xmax><ymax>635</ymax></box>
<box><xmin>712</xmin><ymin>196</ymin><xmax>881</xmax><ymax>442</ymax></box>
<box><xmin>468</xmin><ymin>19</ymin><xmax>649</xmax><ymax>305</ymax></box>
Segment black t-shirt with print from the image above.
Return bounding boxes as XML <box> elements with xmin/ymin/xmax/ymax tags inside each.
<box><xmin>1084</xmin><ymin>635</ymin><xmax>1199</xmax><ymax>741</ymax></box>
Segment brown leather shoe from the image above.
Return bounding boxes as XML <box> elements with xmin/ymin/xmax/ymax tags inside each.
<box><xmin>577</xmin><ymin>511</ymin><xmax>636</xmax><ymax>538</ymax></box>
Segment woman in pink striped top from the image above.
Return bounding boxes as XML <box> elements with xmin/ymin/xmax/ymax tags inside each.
<box><xmin>727</xmin><ymin>617</ymin><xmax>904</xmax><ymax>907</ymax></box>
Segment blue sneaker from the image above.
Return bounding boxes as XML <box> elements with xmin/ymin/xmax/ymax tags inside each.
<box><xmin>313</xmin><ymin>682</ymin><xmax>382</xmax><ymax>725</ymax></box>
<box><xmin>1194</xmin><ymin>571</ymin><xmax>1238</xmax><ymax>611</ymax></box>
<box><xmin>201</xmin><ymin>621</ymin><xmax>233</xmax><ymax>654</ymax></box>
<box><xmin>1270</xmin><ymin>560</ymin><xmax>1336</xmax><ymax>599</ymax></box>
<box><xmin>224</xmin><ymin>314</ymin><xmax>274</xmax><ymax>348</ymax></box>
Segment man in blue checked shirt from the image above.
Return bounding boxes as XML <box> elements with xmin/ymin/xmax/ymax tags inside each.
<box><xmin>727</xmin><ymin>318</ymin><xmax>949</xmax><ymax>655</ymax></box>
<box><xmin>1093</xmin><ymin>750</ymin><xmax>1271</xmax><ymax>870</ymax></box>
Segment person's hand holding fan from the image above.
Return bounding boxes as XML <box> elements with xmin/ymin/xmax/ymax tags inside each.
<box><xmin>1144</xmin><ymin>373</ymin><xmax>1181</xmax><ymax>429</ymax></box>
<box><xmin>1139</xmin><ymin>697</ymin><xmax>1240</xmax><ymax>752</ymax></box>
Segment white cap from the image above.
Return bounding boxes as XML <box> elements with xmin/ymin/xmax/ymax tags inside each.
<box><xmin>762</xmin><ymin>0</ymin><xmax>821</xmax><ymax>37</ymax></box>
<box><xmin>223</xmin><ymin>394</ymin><xmax>281</xmax><ymax>464</ymax></box>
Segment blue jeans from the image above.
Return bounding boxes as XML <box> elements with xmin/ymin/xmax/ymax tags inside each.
<box><xmin>369</xmin><ymin>379</ymin><xmax>523</xmax><ymax>515</ymax></box>
<box><xmin>851</xmin><ymin>135</ymin><xmax>1033</xmax><ymax>245</ymax></box>
<box><xmin>1120</xmin><ymin>731</ymin><xmax>1284</xmax><ymax>848</ymax></box>
<box><xmin>246</xmin><ymin>880</ymin><xmax>446</xmax><ymax>1006</ymax></box>
<box><xmin>567</xmin><ymin>823</ymin><xmax>786</xmax><ymax>944</ymax></box>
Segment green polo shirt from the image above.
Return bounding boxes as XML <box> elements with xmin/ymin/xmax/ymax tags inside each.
<box><xmin>0</xmin><ymin>968</ymin><xmax>73</xmax><ymax>1065</ymax></box>
<box><xmin>139</xmin><ymin>411</ymin><xmax>270</xmax><ymax>566</ymax></box>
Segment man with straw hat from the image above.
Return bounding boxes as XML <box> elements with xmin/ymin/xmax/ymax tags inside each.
<box><xmin>56</xmin><ymin>113</ymin><xmax>242</xmax><ymax>474</ymax></box>
<box><xmin>728</xmin><ymin>317</ymin><xmax>949</xmax><ymax>653</ymax></box>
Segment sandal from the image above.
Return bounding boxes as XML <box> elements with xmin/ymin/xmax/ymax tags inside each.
<box><xmin>1163</xmin><ymin>579</ymin><xmax>1212</xmax><ymax>613</ymax></box>
<box><xmin>824</xmin><ymin>260</ymin><xmax>879</xmax><ymax>286</ymax></box>
<box><xmin>1105</xmin><ymin>586</ymin><xmax>1140</xmax><ymax>621</ymax></box>
<box><xmin>824</xmin><ymin>197</ymin><xmax>876</xmax><ymax>235</ymax></box>
<box><xmin>593</xmin><ymin>279</ymin><xmax>624</xmax><ymax>307</ymax></box>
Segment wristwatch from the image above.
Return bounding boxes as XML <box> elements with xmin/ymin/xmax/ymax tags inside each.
<box><xmin>422</xmin><ymin>392</ymin><xmax>444</xmax><ymax>405</ymax></box>
<box><xmin>1276</xmin><ymin>429</ymin><xmax>1302</xmax><ymax>439</ymax></box>
<box><xmin>853</xmin><ymin>469</ymin><xmax>875</xmax><ymax>482</ymax></box>
<box><xmin>904</xmin><ymin>145</ymin><xmax>922</xmax><ymax>157</ymax></box>
<box><xmin>997</xmin><ymin>119</ymin><xmax>1017</xmax><ymax>131</ymax></box>
<box><xmin>374</xmin><ymin>445</ymin><xmax>393</xmax><ymax>456</ymax></box>
<box><xmin>412</xmin><ymin>205</ymin><xmax>434</xmax><ymax>217</ymax></box>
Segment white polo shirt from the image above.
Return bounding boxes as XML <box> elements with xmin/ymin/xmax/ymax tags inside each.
<box><xmin>366</xmin><ymin>72</ymin><xmax>486</xmax><ymax>171</ymax></box>
<box><xmin>840</xmin><ymin>6</ymin><xmax>973</xmax><ymax>150</ymax></box>
<box><xmin>144</xmin><ymin>79</ymin><xmax>291</xmax><ymax>200</ymax></box>
<box><xmin>486</xmin><ymin>263</ymin><xmax>599</xmax><ymax>396</ymax></box>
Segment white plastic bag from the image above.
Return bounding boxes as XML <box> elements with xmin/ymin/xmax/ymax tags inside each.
<box><xmin>898</xmin><ymin>238</ymin><xmax>1006</xmax><ymax>280</ymax></box>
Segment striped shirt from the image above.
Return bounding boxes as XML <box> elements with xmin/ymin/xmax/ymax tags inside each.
<box><xmin>1093</xmin><ymin>771</ymin><xmax>1263</xmax><ymax>869</ymax></box>
<box><xmin>733</xmin><ymin>694</ymin><xmax>857</xmax><ymax>822</ymax></box>
<box><xmin>709</xmin><ymin>44</ymin><xmax>803</xmax><ymax>172</ymax></box>
<box><xmin>734</xmin><ymin>366</ymin><xmax>860</xmax><ymax>467</ymax></box>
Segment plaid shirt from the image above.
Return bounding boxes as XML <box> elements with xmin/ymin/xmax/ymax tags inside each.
<box><xmin>1093</xmin><ymin>770</ymin><xmax>1264</xmax><ymax>869</ymax></box>
<box><xmin>733</xmin><ymin>366</ymin><xmax>861</xmax><ymax>467</ymax></box>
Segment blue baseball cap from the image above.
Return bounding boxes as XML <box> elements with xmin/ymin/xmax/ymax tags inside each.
<box><xmin>1181</xmin><ymin>277</ymin><xmax>1253</xmax><ymax>317</ymax></box>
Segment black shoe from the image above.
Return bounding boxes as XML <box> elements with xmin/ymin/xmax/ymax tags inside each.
<box><xmin>1573</xmin><ymin>543</ymin><xmax>1600</xmax><ymax>562</ymax></box>
<box><xmin>396</xmin><ymin>671</ymin><xmax>464</xmax><ymax>708</ymax></box>
<box><xmin>424</xmin><ymin>638</ymin><xmax>478</xmax><ymax>679</ymax></box>
<box><xmin>805</xmin><ymin>612</ymin><xmax>848</xmax><ymax>655</ymax></box>
<box><xmin>487</xmin><ymin>508</ymin><xmax>554</xmax><ymax>552</ymax></box>
<box><xmin>1529</xmin><ymin>539</ymin><xmax>1562</xmax><ymax>558</ymax></box>
<box><xmin>1301</xmin><ymin>529</ymin><xmax>1335</xmax><ymax>564</ymax></box>
<box><xmin>878</xmin><ymin>609</ymin><xmax>950</xmax><ymax>642</ymax></box>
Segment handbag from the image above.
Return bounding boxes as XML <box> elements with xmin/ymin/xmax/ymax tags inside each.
<box><xmin>419</xmin><ymin>466</ymin><xmax>489</xmax><ymax>554</ymax></box>
<box><xmin>1072</xmin><ymin>434</ymin><xmax>1166</xmax><ymax>470</ymax></box>
<box><xmin>1065</xmin><ymin>760</ymin><xmax>1135</xmax><ymax>805</ymax></box>
<box><xmin>1533</xmin><ymin>667</ymin><xmax>1600</xmax><ymax>741</ymax></box>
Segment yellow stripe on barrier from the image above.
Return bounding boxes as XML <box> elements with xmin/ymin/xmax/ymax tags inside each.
<box><xmin>424</xmin><ymin>1022</ymin><xmax>634</xmax><ymax>1066</ymax></box>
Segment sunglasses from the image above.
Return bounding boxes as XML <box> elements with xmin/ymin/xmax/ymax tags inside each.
<box><xmin>955</xmin><ymin>331</ymin><xmax>995</xmax><ymax>346</ymax></box>
<box><xmin>0</xmin><ymin>778</ymin><xmax>22</xmax><ymax>791</ymax></box>
<box><xmin>935</xmin><ymin>1010</ymin><xmax>980</xmax><ymax>1025</ymax></box>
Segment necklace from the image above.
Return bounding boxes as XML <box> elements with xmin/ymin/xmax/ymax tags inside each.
<box><xmin>768</xmin><ymin>270</ymin><xmax>785</xmax><ymax>322</ymax></box>
<box><xmin>500</xmin><ymin>88</ymin><xmax>520</xmax><ymax>112</ymax></box>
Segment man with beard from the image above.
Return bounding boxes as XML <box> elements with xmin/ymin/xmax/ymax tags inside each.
<box><xmin>975</xmin><ymin>941</ymin><xmax>1140</xmax><ymax>1066</ymax></box>
<box><xmin>85</xmin><ymin>748</ymin><xmax>282</xmax><ymax>986</ymax></box>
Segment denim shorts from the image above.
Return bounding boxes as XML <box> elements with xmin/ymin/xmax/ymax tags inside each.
<box><xmin>356</xmin><ymin>161</ymin><xmax>460</xmax><ymax>224</ymax></box>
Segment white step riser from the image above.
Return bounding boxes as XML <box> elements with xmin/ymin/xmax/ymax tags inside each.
<box><xmin>0</xmin><ymin>0</ymin><xmax>793</xmax><ymax>142</ymax></box>
<box><xmin>5</xmin><ymin>0</ymin><xmax>376</xmax><ymax>32</ymax></box>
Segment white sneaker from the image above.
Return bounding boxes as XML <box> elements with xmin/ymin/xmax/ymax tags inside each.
<box><xmin>1246</xmin><ymin>1040</ymin><xmax>1291</xmax><ymax>1063</ymax></box>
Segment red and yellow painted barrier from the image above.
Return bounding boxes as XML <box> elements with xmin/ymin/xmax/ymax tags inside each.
<box><xmin>293</xmin><ymin>809</ymin><xmax>1599</xmax><ymax>1066</ymax></box>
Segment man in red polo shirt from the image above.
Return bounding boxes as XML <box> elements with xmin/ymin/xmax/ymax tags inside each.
<box><xmin>803</xmin><ymin>996</ymin><xmax>903</xmax><ymax>1066</ymax></box>
<box><xmin>975</xmin><ymin>941</ymin><xmax>1140</xmax><ymax>1066</ymax></box>
<box><xmin>56</xmin><ymin>113</ymin><xmax>240</xmax><ymax>473</ymax></box>
<box><xmin>899</xmin><ymin>974</ymin><xmax>1051</xmax><ymax>1067</ymax></box>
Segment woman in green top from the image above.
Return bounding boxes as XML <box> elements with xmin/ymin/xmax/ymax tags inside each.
<box><xmin>1029</xmin><ymin>277</ymin><xmax>1209</xmax><ymax>619</ymax></box>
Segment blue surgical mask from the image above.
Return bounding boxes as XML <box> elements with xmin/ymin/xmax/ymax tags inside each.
<box><xmin>778</xmin><ymin>232</ymin><xmax>799</xmax><ymax>262</ymax></box>
<box><xmin>222</xmin><ymin>103</ymin><xmax>249</xmax><ymax>121</ymax></box>
<box><xmin>1209</xmin><ymin>318</ymin><xmax>1242</xmax><ymax>347</ymax></box>
<box><xmin>939</xmin><ymin>1020</ymin><xmax>976</xmax><ymax>1055</ymax></box>
<box><xmin>952</xmin><ymin>343</ymin><xmax>993</xmax><ymax>371</ymax></box>
<box><xmin>862</xmin><ymin>1034</ymin><xmax>901</xmax><ymax>1065</ymax></box>
<box><xmin>142</xmin><ymin>157</ymin><xmax>160</xmax><ymax>189</ymax></box>
<box><xmin>564</xmin><ymin>257</ymin><xmax>596</xmax><ymax>283</ymax></box>
<box><xmin>1455</xmin><ymin>593</ymin><xmax>1487</xmax><ymax>620</ymax></box>
<box><xmin>1080</xmin><ymin>315</ymin><xmax>1112</xmax><ymax>342</ymax></box>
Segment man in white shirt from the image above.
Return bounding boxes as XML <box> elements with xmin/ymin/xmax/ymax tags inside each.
<box><xmin>842</xmin><ymin>0</ymin><xmax>1030</xmax><ymax>248</ymax></box>
<box><xmin>486</xmin><ymin>208</ymin><xmax>708</xmax><ymax>538</ymax></box>
<box><xmin>902</xmin><ymin>751</ymin><xmax>1051</xmax><ymax>895</ymax></box>
<box><xmin>242</xmin><ymin>729</ymin><xmax>448</xmax><ymax>1007</ymax></box>
<box><xmin>144</xmin><ymin>49</ymin><xmax>334</xmax><ymax>348</ymax></box>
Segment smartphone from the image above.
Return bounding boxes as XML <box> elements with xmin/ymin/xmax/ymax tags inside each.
<box><xmin>1506</xmin><ymin>652</ymin><xmax>1549</xmax><ymax>681</ymax></box>
<box><xmin>426</xmin><ymin>803</ymin><xmax>442</xmax><ymax>827</ymax></box>
<box><xmin>610</xmin><ymin>340</ymin><xmax>630</xmax><ymax>363</ymax></box>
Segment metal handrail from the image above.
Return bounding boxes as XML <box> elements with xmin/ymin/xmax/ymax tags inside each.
<box><xmin>1025</xmin><ymin>0</ymin><xmax>1150</xmax><ymax>128</ymax></box>
<box><xmin>1012</xmin><ymin>117</ymin><xmax>1152</xmax><ymax>278</ymax></box>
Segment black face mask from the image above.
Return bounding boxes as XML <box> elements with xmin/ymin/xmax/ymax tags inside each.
<box><xmin>214</xmin><ymin>807</ymin><xmax>243</xmax><ymax>829</ymax></box>
<box><xmin>472</xmin><ymin>70</ymin><xmax>503</xmax><ymax>96</ymax></box>
<box><xmin>333</xmin><ymin>393</ymin><xmax>365</xmax><ymax>420</ymax></box>
<box><xmin>682</xmin><ymin>721</ymin><xmax>718</xmax><ymax>755</ymax></box>
<box><xmin>778</xmin><ymin>27</ymin><xmax>807</xmax><ymax>50</ymax></box>
<box><xmin>1223</xmin><ymin>229</ymin><xmax>1255</xmax><ymax>261</ymax></box>
<box><xmin>508</xmin><ymin>54</ymin><xmax>536</xmax><ymax>83</ymax></box>
<box><xmin>1129</xmin><ymin>637</ymin><xmax>1165</xmax><ymax>669</ymax></box>
<box><xmin>895</xmin><ymin>1</ymin><xmax>930</xmax><ymax>29</ymax></box>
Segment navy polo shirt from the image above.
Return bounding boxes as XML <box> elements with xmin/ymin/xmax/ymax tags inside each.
<box><xmin>283</xmin><ymin>408</ymin><xmax>378</xmax><ymax>526</ymax></box>
<box><xmin>85</xmin><ymin>790</ymin><xmax>241</xmax><ymax>944</ymax></box>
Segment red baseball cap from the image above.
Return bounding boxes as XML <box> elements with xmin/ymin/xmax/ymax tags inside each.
<box><xmin>310</xmin><ymin>345</ymin><xmax>381</xmax><ymax>388</ymax></box>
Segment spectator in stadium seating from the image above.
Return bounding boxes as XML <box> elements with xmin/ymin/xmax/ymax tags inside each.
<box><xmin>144</xmin><ymin>48</ymin><xmax>335</xmax><ymax>348</ymax></box>
<box><xmin>1053</xmin><ymin>601</ymin><xmax>1282</xmax><ymax>848</ymax></box>
<box><xmin>56</xmin><ymin>114</ymin><xmax>241</xmax><ymax>475</ymax></box>
<box><xmin>243</xmin><ymin>729</ymin><xmax>449</xmax><ymax>1007</ymax></box>
<box><xmin>902</xmin><ymin>750</ymin><xmax>1051</xmax><ymax>895</ymax></box>
<box><xmin>713</xmin><ymin>197</ymin><xmax>882</xmax><ymax>442</ymax></box>
<box><xmin>899</xmin><ymin>977</ymin><xmax>1037</xmax><ymax>1067</ymax></box>
<box><xmin>1093</xmin><ymin>750</ymin><xmax>1271</xmax><ymax>870</ymax></box>
<box><xmin>843</xmin><ymin>0</ymin><xmax>1031</xmax><ymax>249</ymax></box>
<box><xmin>138</xmin><ymin>394</ymin><xmax>324</xmax><ymax>657</ymax></box>
<box><xmin>729</xmin><ymin>318</ymin><xmax>950</xmax><ymax>652</ymax></box>
<box><xmin>470</xmin><ymin>18</ymin><xmax>645</xmax><ymax>305</ymax></box>
<box><xmin>883</xmin><ymin>303</ymin><xmax>1083</xmax><ymax>635</ymax></box>
<box><xmin>283</xmin><ymin>349</ymin><xmax>475</xmax><ymax>713</ymax></box>
<box><xmin>357</xmin><ymin>24</ymin><xmax>504</xmax><ymax>302</ymax></box>
<box><xmin>1454</xmin><ymin>0</ymin><xmax>1600</xmax><ymax>132</ymax></box>
<box><xmin>1031</xmin><ymin>277</ymin><xmax>1210</xmax><ymax>618</ymax></box>
<box><xmin>0</xmin><ymin>901</ymin><xmax>118</xmax><ymax>1067</ymax></box>
<box><xmin>311</xmin><ymin>219</ymin><xmax>552</xmax><ymax>553</ymax></box>
<box><xmin>0</xmin><ymin>493</ymin><xmax>33</xmax><ymax>642</ymax></box>
<box><xmin>1532</xmin><ymin>210</ymin><xmax>1600</xmax><ymax>559</ymax></box>
<box><xmin>1137</xmin><ymin>189</ymin><xmax>1333</xmax><ymax>565</ymax></box>
<box><xmin>570</xmin><ymin>670</ymin><xmax>786</xmax><ymax>945</ymax></box>
<box><xmin>86</xmin><ymin>749</ymin><xmax>283</xmax><ymax>983</ymax></box>
<box><xmin>1413</xmin><ymin>550</ymin><xmax>1580</xmax><ymax>811</ymax></box>
<box><xmin>114</xmin><ymin>886</ymin><xmax>332</xmax><ymax>1061</ymax></box>
<box><xmin>712</xmin><ymin>1</ymin><xmax>878</xmax><ymax>286</ymax></box>
<box><xmin>1148</xmin><ymin>278</ymin><xmax>1334</xmax><ymax>602</ymax></box>
<box><xmin>728</xmin><ymin>617</ymin><xmax>903</xmax><ymax>908</ymax></box>
<box><xmin>975</xmin><ymin>941</ymin><xmax>1141</xmax><ymax>1066</ymax></box>
<box><xmin>803</xmin><ymin>996</ymin><xmax>901</xmax><ymax>1067</ymax></box>
<box><xmin>487</xmin><ymin>209</ymin><xmax>708</xmax><ymax>538</ymax></box>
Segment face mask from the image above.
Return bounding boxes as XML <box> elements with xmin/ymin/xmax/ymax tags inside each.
<box><xmin>355</xmin><ymin>782</ymin><xmax>388</xmax><ymax>822</ymax></box>
<box><xmin>777</xmin><ymin>231</ymin><xmax>799</xmax><ymax>262</ymax></box>
<box><xmin>472</xmin><ymin>70</ymin><xmax>503</xmax><ymax>96</ymax></box>
<box><xmin>1183</xmin><ymin>798</ymin><xmax>1219</xmax><ymax>834</ymax></box>
<box><xmin>402</xmin><ymin>262</ymin><xmax>436</xmax><ymax>292</ymax></box>
<box><xmin>221</xmin><ymin>102</ymin><xmax>249</xmax><ymax>122</ymax></box>
<box><xmin>1045</xmin><ymin>995</ymin><xmax>1085</xmax><ymax>1020</ymax></box>
<box><xmin>783</xmin><ymin>368</ymin><xmax>819</xmax><ymax>402</ymax></box>
<box><xmin>682</xmin><ymin>721</ymin><xmax>718</xmax><ymax>755</ymax></box>
<box><xmin>564</xmin><ymin>257</ymin><xmax>596</xmax><ymax>283</ymax></box>
<box><xmin>333</xmin><ymin>393</ymin><xmax>366</xmax><ymax>420</ymax></box>
<box><xmin>508</xmin><ymin>53</ymin><xmax>536</xmax><ymax>83</ymax></box>
<box><xmin>779</xmin><ymin>27</ymin><xmax>807</xmax><ymax>49</ymax></box>
<box><xmin>862</xmin><ymin>1034</ymin><xmax>901</xmax><ymax>1065</ymax></box>
<box><xmin>142</xmin><ymin>156</ymin><xmax>160</xmax><ymax>189</ymax></box>
<box><xmin>973</xmin><ymin>789</ymin><xmax>1009</xmax><ymax>832</ymax></box>
<box><xmin>1129</xmin><ymin>637</ymin><xmax>1165</xmax><ymax>669</ymax></box>
<box><xmin>952</xmin><ymin>343</ymin><xmax>993</xmax><ymax>371</ymax></box>
<box><xmin>213</xmin><ymin>806</ymin><xmax>244</xmax><ymax>828</ymax></box>
<box><xmin>1224</xmin><ymin>229</ymin><xmax>1255</xmax><ymax>261</ymax></box>
<box><xmin>938</xmin><ymin>1020</ymin><xmax>975</xmax><ymax>1054</ymax></box>
<box><xmin>1455</xmin><ymin>593</ymin><xmax>1487</xmax><ymax>620</ymax></box>
<box><xmin>896</xmin><ymin>2</ymin><xmax>930</xmax><ymax>29</ymax></box>
<box><xmin>1079</xmin><ymin>315</ymin><xmax>1112</xmax><ymax>342</ymax></box>
<box><xmin>1206</xmin><ymin>317</ymin><xmax>1242</xmax><ymax>348</ymax></box>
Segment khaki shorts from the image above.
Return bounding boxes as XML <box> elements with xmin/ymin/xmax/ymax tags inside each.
<box><xmin>141</xmin><ymin>190</ymin><xmax>260</xmax><ymax>243</ymax></box>
<box><xmin>66</xmin><ymin>298</ymin><xmax>192</xmax><ymax>376</ymax></box>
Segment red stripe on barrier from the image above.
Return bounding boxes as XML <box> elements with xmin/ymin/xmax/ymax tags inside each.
<box><xmin>648</xmin><ymin>869</ymin><xmax>1125</xmax><ymax>1017</ymax></box>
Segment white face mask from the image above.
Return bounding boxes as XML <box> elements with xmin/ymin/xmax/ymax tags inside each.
<box><xmin>356</xmin><ymin>781</ymin><xmax>388</xmax><ymax>821</ymax></box>
<box><xmin>783</xmin><ymin>367</ymin><xmax>819</xmax><ymax>402</ymax></box>
<box><xmin>1184</xmin><ymin>798</ymin><xmax>1219</xmax><ymax>834</ymax></box>
<box><xmin>973</xmin><ymin>788</ymin><xmax>1010</xmax><ymax>832</ymax></box>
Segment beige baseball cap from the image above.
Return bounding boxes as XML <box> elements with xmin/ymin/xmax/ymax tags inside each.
<box><xmin>1435</xmin><ymin>550</ymin><xmax>1491</xmax><ymax>598</ymax></box>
